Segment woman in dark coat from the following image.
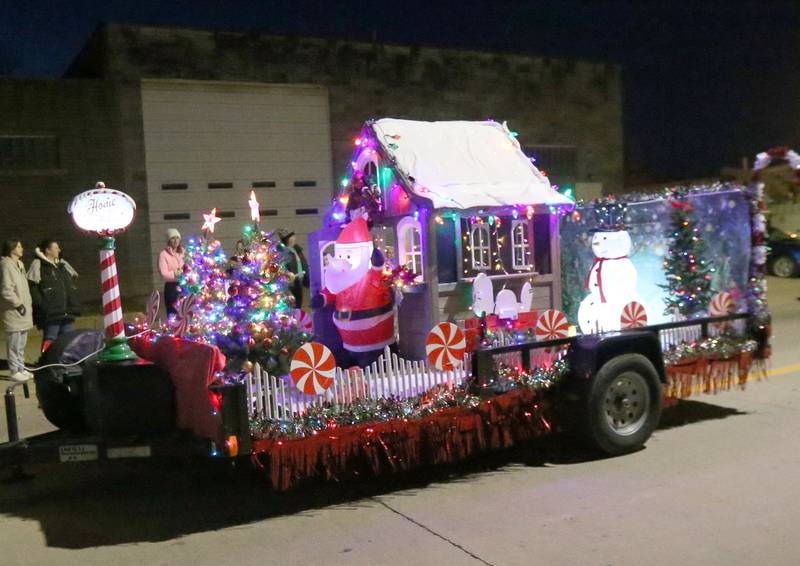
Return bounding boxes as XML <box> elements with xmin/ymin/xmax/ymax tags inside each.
<box><xmin>27</xmin><ymin>239</ymin><xmax>81</xmax><ymax>352</ymax></box>
<box><xmin>278</xmin><ymin>230</ymin><xmax>309</xmax><ymax>308</ymax></box>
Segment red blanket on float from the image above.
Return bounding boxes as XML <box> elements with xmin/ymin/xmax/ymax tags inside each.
<box><xmin>130</xmin><ymin>336</ymin><xmax>226</xmax><ymax>443</ymax></box>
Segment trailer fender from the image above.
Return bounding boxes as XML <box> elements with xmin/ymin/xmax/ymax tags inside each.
<box><xmin>567</xmin><ymin>331</ymin><xmax>666</xmax><ymax>387</ymax></box>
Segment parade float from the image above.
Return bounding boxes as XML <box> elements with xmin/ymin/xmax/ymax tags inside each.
<box><xmin>1</xmin><ymin>122</ymin><xmax>779</xmax><ymax>491</ymax></box>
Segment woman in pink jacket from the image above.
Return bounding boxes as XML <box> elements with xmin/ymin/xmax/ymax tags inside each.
<box><xmin>158</xmin><ymin>228</ymin><xmax>185</xmax><ymax>316</ymax></box>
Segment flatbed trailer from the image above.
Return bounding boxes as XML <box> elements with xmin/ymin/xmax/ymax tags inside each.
<box><xmin>0</xmin><ymin>130</ymin><xmax>778</xmax><ymax>490</ymax></box>
<box><xmin>1</xmin><ymin>312</ymin><xmax>768</xmax><ymax>489</ymax></box>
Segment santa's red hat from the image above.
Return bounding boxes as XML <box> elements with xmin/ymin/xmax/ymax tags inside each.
<box><xmin>337</xmin><ymin>217</ymin><xmax>372</xmax><ymax>245</ymax></box>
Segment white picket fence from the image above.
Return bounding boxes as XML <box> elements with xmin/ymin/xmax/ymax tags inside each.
<box><xmin>656</xmin><ymin>317</ymin><xmax>745</xmax><ymax>352</ymax></box>
<box><xmin>246</xmin><ymin>346</ymin><xmax>473</xmax><ymax>421</ymax></box>
<box><xmin>659</xmin><ymin>324</ymin><xmax>702</xmax><ymax>351</ymax></box>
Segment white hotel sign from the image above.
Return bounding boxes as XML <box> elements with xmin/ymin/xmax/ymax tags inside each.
<box><xmin>68</xmin><ymin>183</ymin><xmax>137</xmax><ymax>235</ymax></box>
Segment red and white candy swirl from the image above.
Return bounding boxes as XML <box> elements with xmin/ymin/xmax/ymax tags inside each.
<box><xmin>534</xmin><ymin>309</ymin><xmax>569</xmax><ymax>341</ymax></box>
<box><xmin>426</xmin><ymin>322</ymin><xmax>466</xmax><ymax>371</ymax></box>
<box><xmin>709</xmin><ymin>291</ymin><xmax>735</xmax><ymax>316</ymax></box>
<box><xmin>620</xmin><ymin>301</ymin><xmax>648</xmax><ymax>329</ymax></box>
<box><xmin>145</xmin><ymin>289</ymin><xmax>160</xmax><ymax>329</ymax></box>
<box><xmin>290</xmin><ymin>342</ymin><xmax>337</xmax><ymax>395</ymax></box>
<box><xmin>173</xmin><ymin>295</ymin><xmax>195</xmax><ymax>337</ymax></box>
<box><xmin>294</xmin><ymin>308</ymin><xmax>313</xmax><ymax>333</ymax></box>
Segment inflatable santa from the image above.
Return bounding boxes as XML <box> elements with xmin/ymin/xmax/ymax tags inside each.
<box><xmin>310</xmin><ymin>217</ymin><xmax>395</xmax><ymax>367</ymax></box>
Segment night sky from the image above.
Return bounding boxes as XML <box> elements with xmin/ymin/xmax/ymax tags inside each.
<box><xmin>3</xmin><ymin>0</ymin><xmax>799</xmax><ymax>185</ymax></box>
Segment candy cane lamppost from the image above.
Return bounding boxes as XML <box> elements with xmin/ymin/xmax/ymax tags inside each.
<box><xmin>68</xmin><ymin>182</ymin><xmax>138</xmax><ymax>362</ymax></box>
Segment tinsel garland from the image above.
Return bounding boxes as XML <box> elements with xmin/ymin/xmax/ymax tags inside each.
<box><xmin>662</xmin><ymin>334</ymin><xmax>757</xmax><ymax>366</ymax></box>
<box><xmin>249</xmin><ymin>362</ymin><xmax>568</xmax><ymax>490</ymax></box>
<box><xmin>251</xmin><ymin>385</ymin><xmax>480</xmax><ymax>440</ymax></box>
<box><xmin>251</xmin><ymin>360</ymin><xmax>569</xmax><ymax>440</ymax></box>
<box><xmin>572</xmin><ymin>181</ymin><xmax>745</xmax><ymax>209</ymax></box>
<box><xmin>664</xmin><ymin>335</ymin><xmax>762</xmax><ymax>398</ymax></box>
<box><xmin>745</xmin><ymin>175</ymin><xmax>770</xmax><ymax>326</ymax></box>
<box><xmin>252</xmin><ymin>389</ymin><xmax>554</xmax><ymax>491</ymax></box>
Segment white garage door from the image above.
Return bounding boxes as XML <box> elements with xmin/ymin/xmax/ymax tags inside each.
<box><xmin>141</xmin><ymin>79</ymin><xmax>333</xmax><ymax>288</ymax></box>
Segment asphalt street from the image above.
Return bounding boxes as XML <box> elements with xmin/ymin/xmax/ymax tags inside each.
<box><xmin>1</xmin><ymin>276</ymin><xmax>799</xmax><ymax>566</ymax></box>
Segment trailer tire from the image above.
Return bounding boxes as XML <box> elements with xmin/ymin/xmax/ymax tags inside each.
<box><xmin>583</xmin><ymin>353</ymin><xmax>662</xmax><ymax>456</ymax></box>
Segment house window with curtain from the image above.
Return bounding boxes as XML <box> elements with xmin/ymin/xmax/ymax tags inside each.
<box><xmin>470</xmin><ymin>224</ymin><xmax>491</xmax><ymax>270</ymax></box>
<box><xmin>397</xmin><ymin>217</ymin><xmax>423</xmax><ymax>278</ymax></box>
<box><xmin>511</xmin><ymin>220</ymin><xmax>530</xmax><ymax>270</ymax></box>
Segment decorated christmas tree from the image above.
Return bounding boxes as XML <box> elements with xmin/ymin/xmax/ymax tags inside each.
<box><xmin>659</xmin><ymin>197</ymin><xmax>714</xmax><ymax>317</ymax></box>
<box><xmin>177</xmin><ymin>225</ymin><xmax>311</xmax><ymax>374</ymax></box>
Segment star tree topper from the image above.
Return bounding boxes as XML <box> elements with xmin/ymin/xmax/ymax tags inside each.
<box><xmin>248</xmin><ymin>190</ymin><xmax>260</xmax><ymax>224</ymax></box>
<box><xmin>202</xmin><ymin>208</ymin><xmax>222</xmax><ymax>233</ymax></box>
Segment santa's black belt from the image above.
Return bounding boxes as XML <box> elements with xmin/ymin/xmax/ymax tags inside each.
<box><xmin>334</xmin><ymin>303</ymin><xmax>393</xmax><ymax>321</ymax></box>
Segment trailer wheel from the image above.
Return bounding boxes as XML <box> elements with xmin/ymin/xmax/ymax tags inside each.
<box><xmin>584</xmin><ymin>353</ymin><xmax>662</xmax><ymax>456</ymax></box>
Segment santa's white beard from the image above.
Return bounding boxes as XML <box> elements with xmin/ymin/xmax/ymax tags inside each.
<box><xmin>326</xmin><ymin>257</ymin><xmax>369</xmax><ymax>293</ymax></box>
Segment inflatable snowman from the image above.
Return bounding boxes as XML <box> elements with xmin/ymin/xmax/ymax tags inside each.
<box><xmin>578</xmin><ymin>228</ymin><xmax>647</xmax><ymax>334</ymax></box>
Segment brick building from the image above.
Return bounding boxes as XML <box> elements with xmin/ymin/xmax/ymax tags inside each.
<box><xmin>0</xmin><ymin>23</ymin><xmax>623</xmax><ymax>307</ymax></box>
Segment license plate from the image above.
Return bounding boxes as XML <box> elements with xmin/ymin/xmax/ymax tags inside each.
<box><xmin>106</xmin><ymin>446</ymin><xmax>151</xmax><ymax>459</ymax></box>
<box><xmin>59</xmin><ymin>444</ymin><xmax>99</xmax><ymax>462</ymax></box>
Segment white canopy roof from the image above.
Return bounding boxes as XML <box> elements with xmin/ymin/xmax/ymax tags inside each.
<box><xmin>372</xmin><ymin>118</ymin><xmax>572</xmax><ymax>210</ymax></box>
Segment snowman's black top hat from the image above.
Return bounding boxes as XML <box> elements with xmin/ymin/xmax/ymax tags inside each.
<box><xmin>589</xmin><ymin>199</ymin><xmax>628</xmax><ymax>232</ymax></box>
<box><xmin>589</xmin><ymin>223</ymin><xmax>627</xmax><ymax>233</ymax></box>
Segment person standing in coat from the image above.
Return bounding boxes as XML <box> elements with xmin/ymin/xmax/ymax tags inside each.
<box><xmin>26</xmin><ymin>239</ymin><xmax>80</xmax><ymax>353</ymax></box>
<box><xmin>278</xmin><ymin>230</ymin><xmax>309</xmax><ymax>308</ymax></box>
<box><xmin>1</xmin><ymin>239</ymin><xmax>34</xmax><ymax>381</ymax></box>
<box><xmin>158</xmin><ymin>228</ymin><xmax>185</xmax><ymax>316</ymax></box>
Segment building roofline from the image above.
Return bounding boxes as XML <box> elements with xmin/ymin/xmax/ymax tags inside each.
<box><xmin>65</xmin><ymin>22</ymin><xmax>108</xmax><ymax>78</ymax></box>
<box><xmin>65</xmin><ymin>21</ymin><xmax>621</xmax><ymax>78</ymax></box>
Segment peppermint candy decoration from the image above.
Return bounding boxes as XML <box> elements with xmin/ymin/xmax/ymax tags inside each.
<box><xmin>426</xmin><ymin>322</ymin><xmax>466</xmax><ymax>371</ymax></box>
<box><xmin>620</xmin><ymin>301</ymin><xmax>648</xmax><ymax>329</ymax></box>
<box><xmin>290</xmin><ymin>342</ymin><xmax>336</xmax><ymax>395</ymax></box>
<box><xmin>534</xmin><ymin>309</ymin><xmax>569</xmax><ymax>341</ymax></box>
<box><xmin>294</xmin><ymin>308</ymin><xmax>313</xmax><ymax>333</ymax></box>
<box><xmin>173</xmin><ymin>294</ymin><xmax>195</xmax><ymax>337</ymax></box>
<box><xmin>709</xmin><ymin>291</ymin><xmax>735</xmax><ymax>316</ymax></box>
<box><xmin>145</xmin><ymin>289</ymin><xmax>160</xmax><ymax>328</ymax></box>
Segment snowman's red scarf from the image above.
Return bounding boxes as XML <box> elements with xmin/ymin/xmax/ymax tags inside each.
<box><xmin>584</xmin><ymin>256</ymin><xmax>628</xmax><ymax>303</ymax></box>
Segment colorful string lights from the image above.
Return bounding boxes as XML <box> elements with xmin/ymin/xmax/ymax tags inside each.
<box><xmin>176</xmin><ymin>227</ymin><xmax>310</xmax><ymax>373</ymax></box>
